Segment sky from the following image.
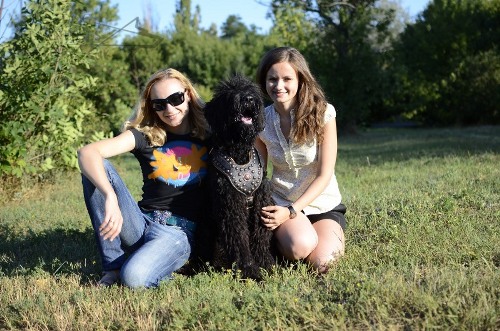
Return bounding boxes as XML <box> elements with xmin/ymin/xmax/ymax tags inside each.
<box><xmin>0</xmin><ymin>0</ymin><xmax>430</xmax><ymax>42</ymax></box>
<box><xmin>109</xmin><ymin>0</ymin><xmax>430</xmax><ymax>39</ymax></box>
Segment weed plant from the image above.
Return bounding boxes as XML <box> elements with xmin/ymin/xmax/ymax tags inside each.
<box><xmin>1</xmin><ymin>126</ymin><xmax>499</xmax><ymax>330</ymax></box>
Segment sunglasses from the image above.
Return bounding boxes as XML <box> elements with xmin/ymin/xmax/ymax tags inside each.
<box><xmin>151</xmin><ymin>91</ymin><xmax>186</xmax><ymax>111</ymax></box>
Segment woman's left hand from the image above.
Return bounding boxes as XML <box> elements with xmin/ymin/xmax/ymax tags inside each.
<box><xmin>260</xmin><ymin>205</ymin><xmax>290</xmax><ymax>230</ymax></box>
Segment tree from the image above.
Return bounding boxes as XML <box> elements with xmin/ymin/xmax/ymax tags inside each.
<box><xmin>268</xmin><ymin>2</ymin><xmax>316</xmax><ymax>51</ymax></box>
<box><xmin>71</xmin><ymin>0</ymin><xmax>139</xmax><ymax>135</ymax></box>
<box><xmin>0</xmin><ymin>0</ymin><xmax>98</xmax><ymax>181</ymax></box>
<box><xmin>221</xmin><ymin>14</ymin><xmax>248</xmax><ymax>39</ymax></box>
<box><xmin>445</xmin><ymin>50</ymin><xmax>500</xmax><ymax>124</ymax></box>
<box><xmin>165</xmin><ymin>0</ymin><xmax>274</xmax><ymax>99</ymax></box>
<box><xmin>121</xmin><ymin>31</ymin><xmax>170</xmax><ymax>94</ymax></box>
<box><xmin>396</xmin><ymin>0</ymin><xmax>500</xmax><ymax>125</ymax></box>
<box><xmin>269</xmin><ymin>0</ymin><xmax>402</xmax><ymax>130</ymax></box>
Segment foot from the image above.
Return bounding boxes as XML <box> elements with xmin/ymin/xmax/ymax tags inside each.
<box><xmin>97</xmin><ymin>270</ymin><xmax>120</xmax><ymax>287</ymax></box>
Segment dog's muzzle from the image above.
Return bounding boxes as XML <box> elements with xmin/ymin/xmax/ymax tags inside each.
<box><xmin>236</xmin><ymin>95</ymin><xmax>257</xmax><ymax>124</ymax></box>
<box><xmin>243</xmin><ymin>95</ymin><xmax>255</xmax><ymax>107</ymax></box>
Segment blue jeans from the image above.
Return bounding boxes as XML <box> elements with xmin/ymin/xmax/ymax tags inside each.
<box><xmin>82</xmin><ymin>159</ymin><xmax>193</xmax><ymax>288</ymax></box>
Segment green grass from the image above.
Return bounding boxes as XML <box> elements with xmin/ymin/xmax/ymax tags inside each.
<box><xmin>1</xmin><ymin>126</ymin><xmax>499</xmax><ymax>330</ymax></box>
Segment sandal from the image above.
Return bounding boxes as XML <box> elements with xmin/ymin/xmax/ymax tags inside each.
<box><xmin>97</xmin><ymin>270</ymin><xmax>120</xmax><ymax>287</ymax></box>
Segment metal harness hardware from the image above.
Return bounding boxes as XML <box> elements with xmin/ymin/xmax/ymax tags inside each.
<box><xmin>211</xmin><ymin>147</ymin><xmax>264</xmax><ymax>208</ymax></box>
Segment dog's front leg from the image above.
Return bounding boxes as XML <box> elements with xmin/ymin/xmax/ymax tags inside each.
<box><xmin>250</xmin><ymin>180</ymin><xmax>277</xmax><ymax>271</ymax></box>
<box><xmin>212</xmin><ymin>176</ymin><xmax>261</xmax><ymax>279</ymax></box>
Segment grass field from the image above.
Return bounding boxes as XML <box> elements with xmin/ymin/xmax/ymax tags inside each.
<box><xmin>1</xmin><ymin>126</ymin><xmax>499</xmax><ymax>330</ymax></box>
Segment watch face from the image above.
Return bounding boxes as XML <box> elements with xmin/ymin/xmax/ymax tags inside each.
<box><xmin>288</xmin><ymin>205</ymin><xmax>297</xmax><ymax>218</ymax></box>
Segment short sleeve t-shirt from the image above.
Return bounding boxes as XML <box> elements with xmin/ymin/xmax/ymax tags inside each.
<box><xmin>130</xmin><ymin>128</ymin><xmax>209</xmax><ymax>222</ymax></box>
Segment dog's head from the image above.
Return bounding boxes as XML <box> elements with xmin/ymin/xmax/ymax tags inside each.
<box><xmin>205</xmin><ymin>74</ymin><xmax>264</xmax><ymax>149</ymax></box>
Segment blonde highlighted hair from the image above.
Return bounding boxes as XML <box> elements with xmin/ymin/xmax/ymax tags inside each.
<box><xmin>123</xmin><ymin>68</ymin><xmax>209</xmax><ymax>146</ymax></box>
<box><xmin>256</xmin><ymin>47</ymin><xmax>328</xmax><ymax>144</ymax></box>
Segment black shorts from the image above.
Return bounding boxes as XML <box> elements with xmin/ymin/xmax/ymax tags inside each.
<box><xmin>306</xmin><ymin>203</ymin><xmax>347</xmax><ymax>231</ymax></box>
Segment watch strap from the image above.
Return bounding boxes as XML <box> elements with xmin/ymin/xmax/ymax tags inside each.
<box><xmin>287</xmin><ymin>205</ymin><xmax>297</xmax><ymax>219</ymax></box>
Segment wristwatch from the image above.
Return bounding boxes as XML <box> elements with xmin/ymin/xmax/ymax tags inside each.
<box><xmin>287</xmin><ymin>205</ymin><xmax>297</xmax><ymax>219</ymax></box>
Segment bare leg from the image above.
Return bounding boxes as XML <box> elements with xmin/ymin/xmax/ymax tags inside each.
<box><xmin>307</xmin><ymin>219</ymin><xmax>345</xmax><ymax>273</ymax></box>
<box><xmin>274</xmin><ymin>213</ymin><xmax>318</xmax><ymax>260</ymax></box>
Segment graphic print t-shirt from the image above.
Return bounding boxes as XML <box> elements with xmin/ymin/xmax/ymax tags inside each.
<box><xmin>130</xmin><ymin>128</ymin><xmax>209</xmax><ymax>222</ymax></box>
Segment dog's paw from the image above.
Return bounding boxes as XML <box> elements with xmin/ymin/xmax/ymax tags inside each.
<box><xmin>242</xmin><ymin>264</ymin><xmax>264</xmax><ymax>281</ymax></box>
<box><xmin>260</xmin><ymin>255</ymin><xmax>276</xmax><ymax>271</ymax></box>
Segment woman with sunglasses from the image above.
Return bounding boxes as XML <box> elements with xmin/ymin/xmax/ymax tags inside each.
<box><xmin>78</xmin><ymin>68</ymin><xmax>210</xmax><ymax>288</ymax></box>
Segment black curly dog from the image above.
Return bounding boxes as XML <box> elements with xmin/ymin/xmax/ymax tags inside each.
<box><xmin>196</xmin><ymin>74</ymin><xmax>276</xmax><ymax>280</ymax></box>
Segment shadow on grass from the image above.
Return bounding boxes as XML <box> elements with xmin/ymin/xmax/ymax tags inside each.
<box><xmin>339</xmin><ymin>126</ymin><xmax>500</xmax><ymax>165</ymax></box>
<box><xmin>0</xmin><ymin>224</ymin><xmax>100</xmax><ymax>284</ymax></box>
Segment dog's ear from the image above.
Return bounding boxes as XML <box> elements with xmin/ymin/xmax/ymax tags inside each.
<box><xmin>204</xmin><ymin>75</ymin><xmax>239</xmax><ymax>134</ymax></box>
<box><xmin>203</xmin><ymin>87</ymin><xmax>226</xmax><ymax>141</ymax></box>
<box><xmin>204</xmin><ymin>77</ymin><xmax>226</xmax><ymax>129</ymax></box>
<box><xmin>204</xmin><ymin>99</ymin><xmax>215</xmax><ymax>127</ymax></box>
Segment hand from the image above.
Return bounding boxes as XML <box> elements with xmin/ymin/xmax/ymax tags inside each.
<box><xmin>260</xmin><ymin>205</ymin><xmax>290</xmax><ymax>230</ymax></box>
<box><xmin>99</xmin><ymin>194</ymin><xmax>123</xmax><ymax>241</ymax></box>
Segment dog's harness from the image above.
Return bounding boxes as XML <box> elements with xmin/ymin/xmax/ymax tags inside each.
<box><xmin>211</xmin><ymin>147</ymin><xmax>264</xmax><ymax>208</ymax></box>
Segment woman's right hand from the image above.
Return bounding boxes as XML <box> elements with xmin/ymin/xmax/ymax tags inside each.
<box><xmin>260</xmin><ymin>205</ymin><xmax>290</xmax><ymax>230</ymax></box>
<box><xmin>99</xmin><ymin>193</ymin><xmax>123</xmax><ymax>241</ymax></box>
<box><xmin>78</xmin><ymin>131</ymin><xmax>135</xmax><ymax>242</ymax></box>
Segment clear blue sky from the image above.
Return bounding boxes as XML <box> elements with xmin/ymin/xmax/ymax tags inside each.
<box><xmin>0</xmin><ymin>0</ymin><xmax>430</xmax><ymax>42</ymax></box>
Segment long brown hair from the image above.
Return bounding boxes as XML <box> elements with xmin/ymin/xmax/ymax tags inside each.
<box><xmin>123</xmin><ymin>68</ymin><xmax>209</xmax><ymax>146</ymax></box>
<box><xmin>256</xmin><ymin>47</ymin><xmax>328</xmax><ymax>144</ymax></box>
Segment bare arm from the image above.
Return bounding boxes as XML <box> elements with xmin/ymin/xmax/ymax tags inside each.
<box><xmin>77</xmin><ymin>130</ymin><xmax>136</xmax><ymax>240</ymax></box>
<box><xmin>261</xmin><ymin>118</ymin><xmax>338</xmax><ymax>229</ymax></box>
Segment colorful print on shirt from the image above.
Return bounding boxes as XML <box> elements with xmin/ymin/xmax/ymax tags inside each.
<box><xmin>147</xmin><ymin>140</ymin><xmax>208</xmax><ymax>187</ymax></box>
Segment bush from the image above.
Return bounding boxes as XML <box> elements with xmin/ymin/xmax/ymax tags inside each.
<box><xmin>0</xmin><ymin>0</ymin><xmax>98</xmax><ymax>180</ymax></box>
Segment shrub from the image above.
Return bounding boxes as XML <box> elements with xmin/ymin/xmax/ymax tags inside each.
<box><xmin>0</xmin><ymin>0</ymin><xmax>97</xmax><ymax>180</ymax></box>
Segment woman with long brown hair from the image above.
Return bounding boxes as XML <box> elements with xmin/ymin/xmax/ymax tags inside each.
<box><xmin>255</xmin><ymin>47</ymin><xmax>346</xmax><ymax>273</ymax></box>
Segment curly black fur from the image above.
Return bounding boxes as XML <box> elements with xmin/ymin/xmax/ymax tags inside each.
<box><xmin>195</xmin><ymin>74</ymin><xmax>276</xmax><ymax>280</ymax></box>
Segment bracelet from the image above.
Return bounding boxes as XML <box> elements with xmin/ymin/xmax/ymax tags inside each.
<box><xmin>286</xmin><ymin>205</ymin><xmax>297</xmax><ymax>219</ymax></box>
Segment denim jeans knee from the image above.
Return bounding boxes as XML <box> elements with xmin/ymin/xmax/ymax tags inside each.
<box><xmin>82</xmin><ymin>159</ymin><xmax>147</xmax><ymax>271</ymax></box>
<box><xmin>120</xmin><ymin>222</ymin><xmax>191</xmax><ymax>288</ymax></box>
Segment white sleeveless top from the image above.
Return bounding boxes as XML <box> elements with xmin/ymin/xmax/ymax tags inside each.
<box><xmin>259</xmin><ymin>104</ymin><xmax>342</xmax><ymax>215</ymax></box>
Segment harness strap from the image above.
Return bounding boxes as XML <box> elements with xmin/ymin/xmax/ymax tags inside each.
<box><xmin>211</xmin><ymin>148</ymin><xmax>264</xmax><ymax>208</ymax></box>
